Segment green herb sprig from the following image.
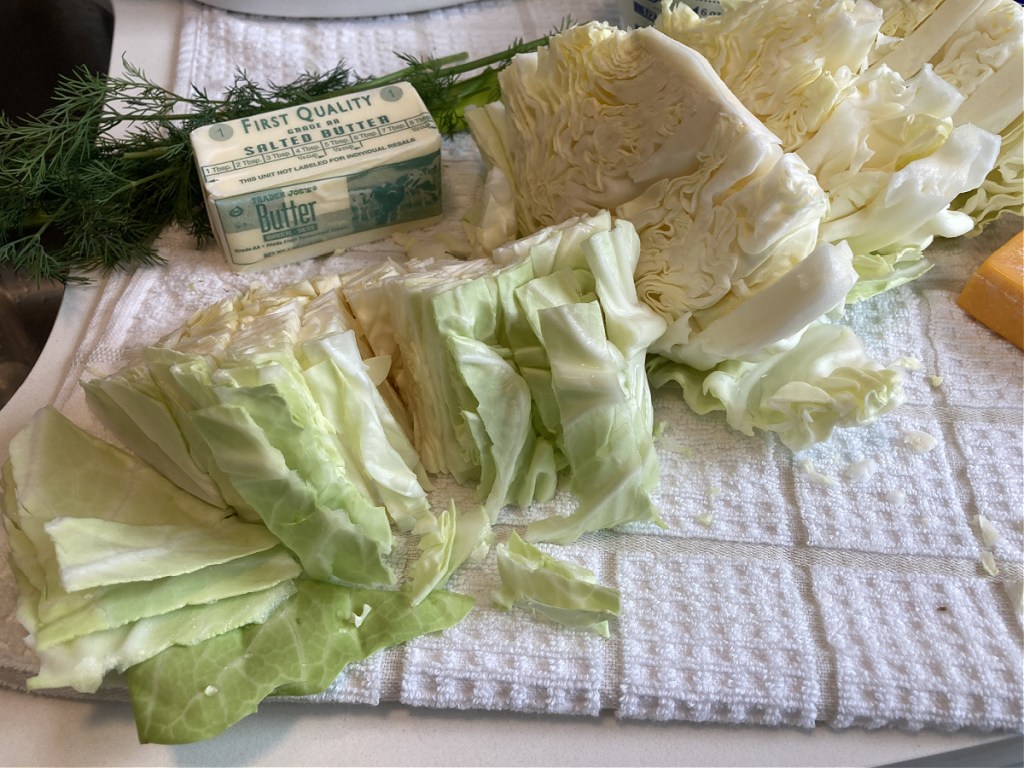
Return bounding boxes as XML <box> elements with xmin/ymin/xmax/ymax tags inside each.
<box><xmin>0</xmin><ymin>31</ymin><xmax>559</xmax><ymax>284</ymax></box>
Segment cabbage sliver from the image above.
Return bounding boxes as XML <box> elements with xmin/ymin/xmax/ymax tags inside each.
<box><xmin>81</xmin><ymin>371</ymin><xmax>226</xmax><ymax>507</ymax></box>
<box><xmin>493</xmin><ymin>532</ymin><xmax>619</xmax><ymax>637</ymax></box>
<box><xmin>34</xmin><ymin>548</ymin><xmax>301</xmax><ymax>649</ymax></box>
<box><xmin>9</xmin><ymin>406</ymin><xmax>228</xmax><ymax>530</ymax></box>
<box><xmin>301</xmin><ymin>332</ymin><xmax>431</xmax><ymax>533</ymax></box>
<box><xmin>44</xmin><ymin>517</ymin><xmax>281</xmax><ymax>592</ymax></box>
<box><xmin>125</xmin><ymin>580</ymin><xmax>473</xmax><ymax>744</ymax></box>
<box><xmin>6</xmin><ymin>407</ymin><xmax>232</xmax><ymax>605</ymax></box>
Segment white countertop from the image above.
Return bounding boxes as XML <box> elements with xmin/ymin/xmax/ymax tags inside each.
<box><xmin>0</xmin><ymin>2</ymin><xmax>1020</xmax><ymax>765</ymax></box>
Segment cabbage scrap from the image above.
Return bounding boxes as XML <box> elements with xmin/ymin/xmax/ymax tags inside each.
<box><xmin>493</xmin><ymin>531</ymin><xmax>620</xmax><ymax>637</ymax></box>
<box><xmin>406</xmin><ymin>499</ymin><xmax>492</xmax><ymax>605</ymax></box>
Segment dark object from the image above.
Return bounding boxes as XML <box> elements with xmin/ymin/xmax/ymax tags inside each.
<box><xmin>0</xmin><ymin>0</ymin><xmax>114</xmax><ymax>121</ymax></box>
<box><xmin>879</xmin><ymin>735</ymin><xmax>1024</xmax><ymax>768</ymax></box>
<box><xmin>0</xmin><ymin>0</ymin><xmax>113</xmax><ymax>407</ymax></box>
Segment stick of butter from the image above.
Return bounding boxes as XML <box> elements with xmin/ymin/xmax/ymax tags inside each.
<box><xmin>190</xmin><ymin>83</ymin><xmax>442</xmax><ymax>272</ymax></box>
<box><xmin>957</xmin><ymin>230</ymin><xmax>1024</xmax><ymax>349</ymax></box>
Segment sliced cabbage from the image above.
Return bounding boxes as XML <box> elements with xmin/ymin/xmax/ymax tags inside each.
<box><xmin>470</xmin><ymin>22</ymin><xmax>833</xmax><ymax>348</ymax></box>
<box><xmin>344</xmin><ymin>212</ymin><xmax>666</xmax><ymax>542</ymax></box>
<box><xmin>466</xmin><ymin>21</ymin><xmax>900</xmax><ymax>448</ymax></box>
<box><xmin>83</xmin><ymin>275</ymin><xmax>436</xmax><ymax>585</ymax></box>
<box><xmin>526</xmin><ymin>300</ymin><xmax>664</xmax><ymax>543</ymax></box>
<box><xmin>800</xmin><ymin>71</ymin><xmax>999</xmax><ymax>263</ymax></box>
<box><xmin>29</xmin><ymin>583</ymin><xmax>296</xmax><ymax>695</ymax></box>
<box><xmin>342</xmin><ymin>257</ymin><xmax>500</xmax><ymax>481</ymax></box>
<box><xmin>44</xmin><ymin>516</ymin><xmax>281</xmax><ymax>592</ymax></box>
<box><xmin>0</xmin><ymin>407</ymin><xmax>303</xmax><ymax>693</ymax></box>
<box><xmin>654</xmin><ymin>0</ymin><xmax>882</xmax><ymax>149</ymax></box>
<box><xmin>33</xmin><ymin>548</ymin><xmax>301</xmax><ymax>650</ymax></box>
<box><xmin>648</xmin><ymin>239</ymin><xmax>858</xmax><ymax>370</ymax></box>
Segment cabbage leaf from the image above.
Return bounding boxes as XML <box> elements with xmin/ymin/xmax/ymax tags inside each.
<box><xmin>125</xmin><ymin>580</ymin><xmax>473</xmax><ymax>744</ymax></box>
<box><xmin>647</xmin><ymin>320</ymin><xmax>904</xmax><ymax>451</ymax></box>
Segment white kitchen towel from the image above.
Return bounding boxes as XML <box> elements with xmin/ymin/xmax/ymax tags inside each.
<box><xmin>0</xmin><ymin>0</ymin><xmax>1021</xmax><ymax>734</ymax></box>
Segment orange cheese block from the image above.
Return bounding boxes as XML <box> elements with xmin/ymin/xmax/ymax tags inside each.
<box><xmin>957</xmin><ymin>230</ymin><xmax>1024</xmax><ymax>349</ymax></box>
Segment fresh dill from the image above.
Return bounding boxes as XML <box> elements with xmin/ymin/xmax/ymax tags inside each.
<box><xmin>0</xmin><ymin>31</ymin><xmax>558</xmax><ymax>284</ymax></box>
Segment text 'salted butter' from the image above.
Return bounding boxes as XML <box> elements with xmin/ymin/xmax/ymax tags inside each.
<box><xmin>190</xmin><ymin>82</ymin><xmax>443</xmax><ymax>272</ymax></box>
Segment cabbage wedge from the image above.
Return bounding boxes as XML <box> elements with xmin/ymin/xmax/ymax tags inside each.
<box><xmin>466</xmin><ymin>21</ymin><xmax>903</xmax><ymax>450</ymax></box>
<box><xmin>656</xmin><ymin>0</ymin><xmax>1012</xmax><ymax>288</ymax></box>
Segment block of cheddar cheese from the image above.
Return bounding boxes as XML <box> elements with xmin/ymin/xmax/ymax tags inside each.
<box><xmin>957</xmin><ymin>230</ymin><xmax>1024</xmax><ymax>349</ymax></box>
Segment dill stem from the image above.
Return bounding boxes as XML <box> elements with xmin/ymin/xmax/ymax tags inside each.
<box><xmin>121</xmin><ymin>145</ymin><xmax>175</xmax><ymax>161</ymax></box>
<box><xmin>99</xmin><ymin>112</ymin><xmax>203</xmax><ymax>123</ymax></box>
<box><xmin>437</xmin><ymin>35</ymin><xmax>548</xmax><ymax>78</ymax></box>
<box><xmin>355</xmin><ymin>52</ymin><xmax>470</xmax><ymax>90</ymax></box>
<box><xmin>125</xmin><ymin>166</ymin><xmax>178</xmax><ymax>188</ymax></box>
<box><xmin>92</xmin><ymin>166</ymin><xmax>180</xmax><ymax>204</ymax></box>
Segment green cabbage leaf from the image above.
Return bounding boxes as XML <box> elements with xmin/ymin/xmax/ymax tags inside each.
<box><xmin>125</xmin><ymin>580</ymin><xmax>473</xmax><ymax>744</ymax></box>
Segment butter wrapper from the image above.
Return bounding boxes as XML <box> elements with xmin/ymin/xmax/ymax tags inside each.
<box><xmin>190</xmin><ymin>83</ymin><xmax>443</xmax><ymax>272</ymax></box>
